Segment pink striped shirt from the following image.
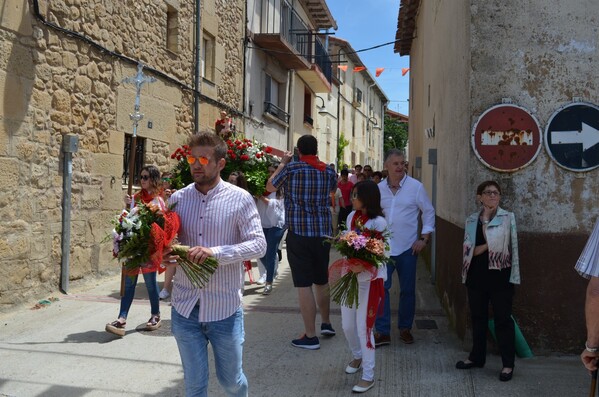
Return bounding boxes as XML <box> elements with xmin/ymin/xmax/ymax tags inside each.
<box><xmin>168</xmin><ymin>180</ymin><xmax>266</xmax><ymax>322</ymax></box>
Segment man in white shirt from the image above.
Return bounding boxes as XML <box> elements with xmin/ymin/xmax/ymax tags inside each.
<box><xmin>165</xmin><ymin>132</ymin><xmax>266</xmax><ymax>397</ymax></box>
<box><xmin>375</xmin><ymin>149</ymin><xmax>435</xmax><ymax>346</ymax></box>
<box><xmin>576</xmin><ymin>219</ymin><xmax>599</xmax><ymax>372</ymax></box>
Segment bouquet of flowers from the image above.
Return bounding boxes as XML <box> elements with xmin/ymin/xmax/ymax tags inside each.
<box><xmin>222</xmin><ymin>137</ymin><xmax>279</xmax><ymax>196</ymax></box>
<box><xmin>108</xmin><ymin>202</ymin><xmax>218</xmax><ymax>288</ymax></box>
<box><xmin>328</xmin><ymin>222</ymin><xmax>390</xmax><ymax>308</ymax></box>
<box><xmin>168</xmin><ymin>137</ymin><xmax>280</xmax><ymax>196</ymax></box>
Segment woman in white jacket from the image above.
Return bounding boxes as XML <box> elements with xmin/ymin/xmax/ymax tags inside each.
<box><xmin>342</xmin><ymin>180</ymin><xmax>388</xmax><ymax>393</ymax></box>
<box><xmin>255</xmin><ymin>164</ymin><xmax>286</xmax><ymax>295</ymax></box>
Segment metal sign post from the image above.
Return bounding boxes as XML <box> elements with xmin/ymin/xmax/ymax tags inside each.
<box><xmin>122</xmin><ymin>62</ymin><xmax>156</xmax><ymax>195</ymax></box>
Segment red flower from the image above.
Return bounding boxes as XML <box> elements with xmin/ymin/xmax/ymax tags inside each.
<box><xmin>264</xmin><ymin>146</ymin><xmax>273</xmax><ymax>153</ymax></box>
<box><xmin>229</xmin><ymin>153</ymin><xmax>237</xmax><ymax>159</ymax></box>
<box><xmin>171</xmin><ymin>153</ymin><xmax>176</xmax><ymax>159</ymax></box>
<box><xmin>237</xmin><ymin>145</ymin><xmax>244</xmax><ymax>150</ymax></box>
<box><xmin>240</xmin><ymin>154</ymin><xmax>250</xmax><ymax>161</ymax></box>
<box><xmin>235</xmin><ymin>140</ymin><xmax>242</xmax><ymax>145</ymax></box>
<box><xmin>227</xmin><ymin>150</ymin><xmax>233</xmax><ymax>155</ymax></box>
<box><xmin>255</xmin><ymin>152</ymin><xmax>262</xmax><ymax>159</ymax></box>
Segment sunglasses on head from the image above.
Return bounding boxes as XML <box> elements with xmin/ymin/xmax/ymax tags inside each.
<box><xmin>187</xmin><ymin>155</ymin><xmax>210</xmax><ymax>165</ymax></box>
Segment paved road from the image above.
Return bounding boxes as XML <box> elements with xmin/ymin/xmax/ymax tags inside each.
<box><xmin>0</xmin><ymin>250</ymin><xmax>591</xmax><ymax>396</ymax></box>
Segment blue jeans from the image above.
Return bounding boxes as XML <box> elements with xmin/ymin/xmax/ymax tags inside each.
<box><xmin>260</xmin><ymin>227</ymin><xmax>285</xmax><ymax>283</ymax></box>
<box><xmin>171</xmin><ymin>306</ymin><xmax>247</xmax><ymax>397</ymax></box>
<box><xmin>119</xmin><ymin>271</ymin><xmax>160</xmax><ymax>319</ymax></box>
<box><xmin>375</xmin><ymin>249</ymin><xmax>418</xmax><ymax>334</ymax></box>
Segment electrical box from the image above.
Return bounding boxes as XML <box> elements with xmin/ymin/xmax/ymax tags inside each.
<box><xmin>62</xmin><ymin>134</ymin><xmax>79</xmax><ymax>153</ymax></box>
<box><xmin>428</xmin><ymin>148</ymin><xmax>437</xmax><ymax>165</ymax></box>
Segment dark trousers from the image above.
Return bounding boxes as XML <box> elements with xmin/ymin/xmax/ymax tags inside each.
<box><xmin>338</xmin><ymin>205</ymin><xmax>353</xmax><ymax>230</ymax></box>
<box><xmin>467</xmin><ymin>287</ymin><xmax>515</xmax><ymax>368</ymax></box>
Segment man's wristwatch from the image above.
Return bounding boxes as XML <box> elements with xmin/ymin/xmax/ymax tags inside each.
<box><xmin>585</xmin><ymin>342</ymin><xmax>599</xmax><ymax>353</ymax></box>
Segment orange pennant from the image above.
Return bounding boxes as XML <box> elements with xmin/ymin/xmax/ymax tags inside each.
<box><xmin>401</xmin><ymin>68</ymin><xmax>410</xmax><ymax>76</ymax></box>
<box><xmin>353</xmin><ymin>66</ymin><xmax>366</xmax><ymax>72</ymax></box>
<box><xmin>375</xmin><ymin>68</ymin><xmax>385</xmax><ymax>77</ymax></box>
<box><xmin>338</xmin><ymin>65</ymin><xmax>348</xmax><ymax>71</ymax></box>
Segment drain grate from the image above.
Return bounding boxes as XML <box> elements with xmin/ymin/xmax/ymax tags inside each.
<box><xmin>415</xmin><ymin>319</ymin><xmax>438</xmax><ymax>330</ymax></box>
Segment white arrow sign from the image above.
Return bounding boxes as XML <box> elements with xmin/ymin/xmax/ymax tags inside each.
<box><xmin>551</xmin><ymin>122</ymin><xmax>599</xmax><ymax>152</ymax></box>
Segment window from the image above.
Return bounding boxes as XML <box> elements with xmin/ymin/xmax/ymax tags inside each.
<box><xmin>122</xmin><ymin>134</ymin><xmax>146</xmax><ymax>185</ymax></box>
<box><xmin>303</xmin><ymin>90</ymin><xmax>313</xmax><ymax>126</ymax></box>
<box><xmin>355</xmin><ymin>88</ymin><xmax>363</xmax><ymax>104</ymax></box>
<box><xmin>201</xmin><ymin>31</ymin><xmax>215</xmax><ymax>81</ymax></box>
<box><xmin>166</xmin><ymin>5</ymin><xmax>179</xmax><ymax>53</ymax></box>
<box><xmin>264</xmin><ymin>73</ymin><xmax>289</xmax><ymax>123</ymax></box>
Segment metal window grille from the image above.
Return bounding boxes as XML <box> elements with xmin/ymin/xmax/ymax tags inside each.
<box><xmin>122</xmin><ymin>134</ymin><xmax>146</xmax><ymax>185</ymax></box>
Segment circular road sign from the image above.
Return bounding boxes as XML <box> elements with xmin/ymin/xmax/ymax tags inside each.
<box><xmin>544</xmin><ymin>102</ymin><xmax>599</xmax><ymax>172</ymax></box>
<box><xmin>471</xmin><ymin>104</ymin><xmax>542</xmax><ymax>172</ymax></box>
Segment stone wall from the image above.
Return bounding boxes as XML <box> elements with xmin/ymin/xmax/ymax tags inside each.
<box><xmin>0</xmin><ymin>0</ymin><xmax>244</xmax><ymax>312</ymax></box>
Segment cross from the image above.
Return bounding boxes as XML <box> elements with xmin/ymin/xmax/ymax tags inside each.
<box><xmin>122</xmin><ymin>62</ymin><xmax>156</xmax><ymax>196</ymax></box>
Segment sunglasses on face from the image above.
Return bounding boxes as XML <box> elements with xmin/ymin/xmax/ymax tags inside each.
<box><xmin>186</xmin><ymin>155</ymin><xmax>210</xmax><ymax>165</ymax></box>
<box><xmin>140</xmin><ymin>175</ymin><xmax>150</xmax><ymax>181</ymax></box>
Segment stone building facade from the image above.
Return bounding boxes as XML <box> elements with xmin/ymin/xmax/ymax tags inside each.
<box><xmin>0</xmin><ymin>0</ymin><xmax>244</xmax><ymax>311</ymax></box>
<box><xmin>396</xmin><ymin>0</ymin><xmax>599</xmax><ymax>352</ymax></box>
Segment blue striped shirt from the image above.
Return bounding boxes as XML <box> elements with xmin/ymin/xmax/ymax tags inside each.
<box><xmin>272</xmin><ymin>161</ymin><xmax>338</xmax><ymax>237</ymax></box>
<box><xmin>168</xmin><ymin>180</ymin><xmax>266</xmax><ymax>321</ymax></box>
<box><xmin>576</xmin><ymin>218</ymin><xmax>599</xmax><ymax>279</ymax></box>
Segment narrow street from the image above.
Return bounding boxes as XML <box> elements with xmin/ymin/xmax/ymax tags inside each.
<box><xmin>0</xmin><ymin>249</ymin><xmax>588</xmax><ymax>396</ymax></box>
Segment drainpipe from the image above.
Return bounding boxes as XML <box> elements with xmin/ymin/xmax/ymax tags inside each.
<box><xmin>336</xmin><ymin>87</ymin><xmax>341</xmax><ymax>167</ymax></box>
<box><xmin>194</xmin><ymin>0</ymin><xmax>202</xmax><ymax>133</ymax></box>
<box><xmin>61</xmin><ymin>134</ymin><xmax>79</xmax><ymax>293</ymax></box>
<box><xmin>287</xmin><ymin>70</ymin><xmax>295</xmax><ymax>150</ymax></box>
<box><xmin>242</xmin><ymin>0</ymin><xmax>248</xmax><ymax>117</ymax></box>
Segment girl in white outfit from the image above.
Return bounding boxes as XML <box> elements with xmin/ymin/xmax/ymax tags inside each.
<box><xmin>341</xmin><ymin>180</ymin><xmax>388</xmax><ymax>393</ymax></box>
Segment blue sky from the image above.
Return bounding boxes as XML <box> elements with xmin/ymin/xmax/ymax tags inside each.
<box><xmin>325</xmin><ymin>0</ymin><xmax>410</xmax><ymax>115</ymax></box>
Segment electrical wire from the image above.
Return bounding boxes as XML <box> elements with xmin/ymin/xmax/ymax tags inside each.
<box><xmin>247</xmin><ymin>38</ymin><xmax>401</xmax><ymax>63</ymax></box>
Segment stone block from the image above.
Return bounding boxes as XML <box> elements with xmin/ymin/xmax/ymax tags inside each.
<box><xmin>62</xmin><ymin>52</ymin><xmax>79</xmax><ymax>71</ymax></box>
<box><xmin>74</xmin><ymin>75</ymin><xmax>92</xmax><ymax>95</ymax></box>
<box><xmin>90</xmin><ymin>152</ymin><xmax>122</xmax><ymax>176</ymax></box>
<box><xmin>0</xmin><ymin>122</ymin><xmax>10</xmax><ymax>156</ymax></box>
<box><xmin>51</xmin><ymin>89</ymin><xmax>71</xmax><ymax>112</ymax></box>
<box><xmin>0</xmin><ymin>221</ymin><xmax>29</xmax><ymax>260</ymax></box>
<box><xmin>70</xmin><ymin>246</ymin><xmax>92</xmax><ymax>280</ymax></box>
<box><xmin>0</xmin><ymin>70</ymin><xmax>32</xmax><ymax>121</ymax></box>
<box><xmin>0</xmin><ymin>157</ymin><xmax>19</xmax><ymax>187</ymax></box>
<box><xmin>30</xmin><ymin>231</ymin><xmax>51</xmax><ymax>260</ymax></box>
<box><xmin>149</xmin><ymin>80</ymin><xmax>182</xmax><ymax>106</ymax></box>
<box><xmin>0</xmin><ymin>0</ymin><xmax>33</xmax><ymax>36</ymax></box>
<box><xmin>81</xmin><ymin>186</ymin><xmax>102</xmax><ymax>210</ymax></box>
<box><xmin>116</xmin><ymin>87</ymin><xmax>177</xmax><ymax>142</ymax></box>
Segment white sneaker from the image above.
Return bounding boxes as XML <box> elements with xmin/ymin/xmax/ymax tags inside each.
<box><xmin>159</xmin><ymin>288</ymin><xmax>170</xmax><ymax>300</ymax></box>
<box><xmin>256</xmin><ymin>274</ymin><xmax>267</xmax><ymax>285</ymax></box>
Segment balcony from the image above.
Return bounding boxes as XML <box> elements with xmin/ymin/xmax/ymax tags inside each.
<box><xmin>253</xmin><ymin>0</ymin><xmax>332</xmax><ymax>93</ymax></box>
<box><xmin>264</xmin><ymin>101</ymin><xmax>290</xmax><ymax>124</ymax></box>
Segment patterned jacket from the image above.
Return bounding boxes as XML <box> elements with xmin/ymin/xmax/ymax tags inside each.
<box><xmin>462</xmin><ymin>207</ymin><xmax>520</xmax><ymax>285</ymax></box>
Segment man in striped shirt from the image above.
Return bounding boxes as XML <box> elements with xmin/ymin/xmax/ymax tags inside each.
<box><xmin>166</xmin><ymin>132</ymin><xmax>266</xmax><ymax>397</ymax></box>
<box><xmin>267</xmin><ymin>135</ymin><xmax>338</xmax><ymax>350</ymax></box>
<box><xmin>576</xmin><ymin>218</ymin><xmax>599</xmax><ymax>372</ymax></box>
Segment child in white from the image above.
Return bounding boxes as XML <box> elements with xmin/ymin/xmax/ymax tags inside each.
<box><xmin>341</xmin><ymin>180</ymin><xmax>388</xmax><ymax>393</ymax></box>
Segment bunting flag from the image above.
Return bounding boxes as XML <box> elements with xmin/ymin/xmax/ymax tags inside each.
<box><xmin>353</xmin><ymin>66</ymin><xmax>366</xmax><ymax>72</ymax></box>
<box><xmin>375</xmin><ymin>68</ymin><xmax>385</xmax><ymax>77</ymax></box>
<box><xmin>338</xmin><ymin>65</ymin><xmax>348</xmax><ymax>71</ymax></box>
<box><xmin>401</xmin><ymin>67</ymin><xmax>410</xmax><ymax>76</ymax></box>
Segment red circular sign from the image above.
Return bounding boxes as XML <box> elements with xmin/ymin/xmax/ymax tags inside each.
<box><xmin>471</xmin><ymin>104</ymin><xmax>542</xmax><ymax>172</ymax></box>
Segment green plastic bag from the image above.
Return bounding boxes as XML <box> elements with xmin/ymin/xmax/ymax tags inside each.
<box><xmin>488</xmin><ymin>315</ymin><xmax>533</xmax><ymax>358</ymax></box>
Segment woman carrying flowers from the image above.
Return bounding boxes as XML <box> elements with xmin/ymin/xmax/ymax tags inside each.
<box><xmin>339</xmin><ymin>180</ymin><xmax>388</xmax><ymax>393</ymax></box>
<box><xmin>105</xmin><ymin>165</ymin><xmax>165</xmax><ymax>337</ymax></box>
